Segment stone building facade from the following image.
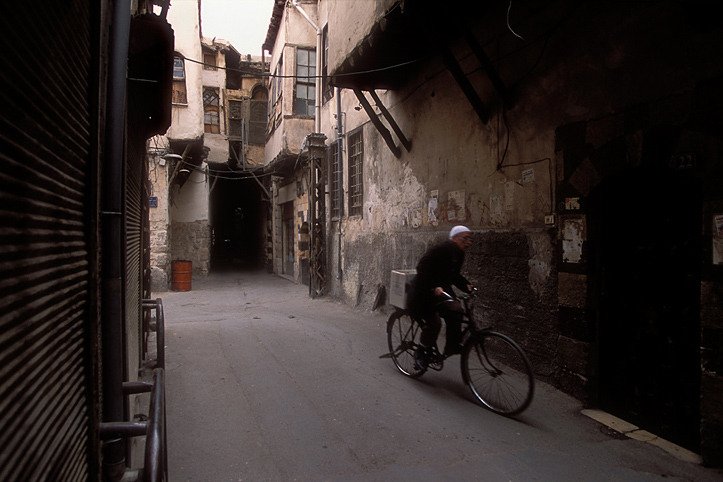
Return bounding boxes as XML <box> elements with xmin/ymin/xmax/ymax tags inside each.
<box><xmin>149</xmin><ymin>1</ymin><xmax>269</xmax><ymax>289</ymax></box>
<box><xmin>263</xmin><ymin>0</ymin><xmax>723</xmax><ymax>465</ymax></box>
<box><xmin>263</xmin><ymin>0</ymin><xmax>320</xmax><ymax>286</ymax></box>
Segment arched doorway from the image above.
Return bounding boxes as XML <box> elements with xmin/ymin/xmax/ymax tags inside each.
<box><xmin>588</xmin><ymin>164</ymin><xmax>701</xmax><ymax>451</ymax></box>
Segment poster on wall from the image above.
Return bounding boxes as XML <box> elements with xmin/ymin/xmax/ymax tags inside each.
<box><xmin>447</xmin><ymin>190</ymin><xmax>466</xmax><ymax>221</ymax></box>
<box><xmin>562</xmin><ymin>217</ymin><xmax>585</xmax><ymax>264</ymax></box>
<box><xmin>428</xmin><ymin>190</ymin><xmax>439</xmax><ymax>226</ymax></box>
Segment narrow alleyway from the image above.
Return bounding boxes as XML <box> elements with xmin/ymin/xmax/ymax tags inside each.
<box><xmin>159</xmin><ymin>272</ymin><xmax>720</xmax><ymax>481</ymax></box>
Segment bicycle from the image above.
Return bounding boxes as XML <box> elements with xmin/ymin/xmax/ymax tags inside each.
<box><xmin>386</xmin><ymin>290</ymin><xmax>535</xmax><ymax>416</ymax></box>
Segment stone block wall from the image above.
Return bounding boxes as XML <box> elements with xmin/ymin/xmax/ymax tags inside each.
<box><xmin>170</xmin><ymin>220</ymin><xmax>210</xmax><ymax>276</ymax></box>
<box><xmin>149</xmin><ymin>221</ymin><xmax>170</xmax><ymax>291</ymax></box>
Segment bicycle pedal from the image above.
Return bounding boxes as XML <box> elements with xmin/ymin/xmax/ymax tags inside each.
<box><xmin>429</xmin><ymin>360</ymin><xmax>443</xmax><ymax>371</ymax></box>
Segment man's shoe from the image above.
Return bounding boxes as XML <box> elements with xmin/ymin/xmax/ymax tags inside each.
<box><xmin>414</xmin><ymin>347</ymin><xmax>429</xmax><ymax>370</ymax></box>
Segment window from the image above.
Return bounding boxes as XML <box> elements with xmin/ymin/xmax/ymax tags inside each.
<box><xmin>228</xmin><ymin>100</ymin><xmax>244</xmax><ymax>139</ymax></box>
<box><xmin>322</xmin><ymin>25</ymin><xmax>333</xmax><ymax>104</ymax></box>
<box><xmin>203</xmin><ymin>87</ymin><xmax>220</xmax><ymax>133</ymax></box>
<box><xmin>348</xmin><ymin>129</ymin><xmax>364</xmax><ymax>216</ymax></box>
<box><xmin>172</xmin><ymin>56</ymin><xmax>187</xmax><ymax>104</ymax></box>
<box><xmin>268</xmin><ymin>56</ymin><xmax>283</xmax><ymax>130</ymax></box>
<box><xmin>329</xmin><ymin>141</ymin><xmax>343</xmax><ymax>219</ymax></box>
<box><xmin>294</xmin><ymin>47</ymin><xmax>315</xmax><ymax>116</ymax></box>
<box><xmin>203</xmin><ymin>49</ymin><xmax>217</xmax><ymax>70</ymax></box>
<box><xmin>249</xmin><ymin>85</ymin><xmax>268</xmax><ymax>145</ymax></box>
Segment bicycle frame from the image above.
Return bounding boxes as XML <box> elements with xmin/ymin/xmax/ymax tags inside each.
<box><xmin>387</xmin><ymin>289</ymin><xmax>535</xmax><ymax>415</ymax></box>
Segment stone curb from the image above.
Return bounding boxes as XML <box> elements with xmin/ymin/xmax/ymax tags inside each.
<box><xmin>581</xmin><ymin>409</ymin><xmax>702</xmax><ymax>464</ymax></box>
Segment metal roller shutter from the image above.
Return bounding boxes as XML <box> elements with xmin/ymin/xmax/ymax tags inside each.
<box><xmin>126</xmin><ymin>135</ymin><xmax>144</xmax><ymax>368</ymax></box>
<box><xmin>0</xmin><ymin>1</ymin><xmax>94</xmax><ymax>480</ymax></box>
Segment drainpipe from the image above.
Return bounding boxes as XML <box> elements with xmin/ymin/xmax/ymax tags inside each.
<box><xmin>101</xmin><ymin>0</ymin><xmax>130</xmax><ymax>479</ymax></box>
<box><xmin>336</xmin><ymin>87</ymin><xmax>343</xmax><ymax>282</ymax></box>
<box><xmin>291</xmin><ymin>0</ymin><xmax>321</xmax><ymax>133</ymax></box>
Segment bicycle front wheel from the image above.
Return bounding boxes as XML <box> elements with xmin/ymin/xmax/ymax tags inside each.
<box><xmin>387</xmin><ymin>310</ymin><xmax>426</xmax><ymax>378</ymax></box>
<box><xmin>461</xmin><ymin>331</ymin><xmax>534</xmax><ymax>415</ymax></box>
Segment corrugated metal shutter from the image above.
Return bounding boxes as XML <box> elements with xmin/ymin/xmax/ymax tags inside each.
<box><xmin>126</xmin><ymin>136</ymin><xmax>144</xmax><ymax>368</ymax></box>
<box><xmin>0</xmin><ymin>1</ymin><xmax>94</xmax><ymax>480</ymax></box>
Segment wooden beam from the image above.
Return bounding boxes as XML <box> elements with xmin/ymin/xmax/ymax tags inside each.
<box><xmin>369</xmin><ymin>90</ymin><xmax>412</xmax><ymax>152</ymax></box>
<box><xmin>463</xmin><ymin>29</ymin><xmax>513</xmax><ymax>106</ymax></box>
<box><xmin>353</xmin><ymin>89</ymin><xmax>401</xmax><ymax>158</ymax></box>
<box><xmin>439</xmin><ymin>44</ymin><xmax>490</xmax><ymax>124</ymax></box>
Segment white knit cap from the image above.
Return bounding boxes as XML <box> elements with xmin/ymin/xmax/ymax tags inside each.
<box><xmin>449</xmin><ymin>225</ymin><xmax>471</xmax><ymax>239</ymax></box>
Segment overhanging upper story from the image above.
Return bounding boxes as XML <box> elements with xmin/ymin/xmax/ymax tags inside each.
<box><xmin>263</xmin><ymin>0</ymin><xmax>319</xmax><ymax>174</ymax></box>
<box><xmin>327</xmin><ymin>1</ymin><xmax>510</xmax><ymax>125</ymax></box>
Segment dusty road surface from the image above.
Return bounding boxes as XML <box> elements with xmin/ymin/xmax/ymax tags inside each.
<box><xmin>159</xmin><ymin>271</ymin><xmax>721</xmax><ymax>481</ymax></box>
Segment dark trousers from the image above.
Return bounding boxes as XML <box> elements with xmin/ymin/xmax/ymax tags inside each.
<box><xmin>419</xmin><ymin>300</ymin><xmax>464</xmax><ymax>354</ymax></box>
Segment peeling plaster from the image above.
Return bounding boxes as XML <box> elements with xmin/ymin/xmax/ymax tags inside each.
<box><xmin>365</xmin><ymin>165</ymin><xmax>426</xmax><ymax>234</ymax></box>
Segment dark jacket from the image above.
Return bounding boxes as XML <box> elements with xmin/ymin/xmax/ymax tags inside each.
<box><xmin>408</xmin><ymin>239</ymin><xmax>469</xmax><ymax>316</ymax></box>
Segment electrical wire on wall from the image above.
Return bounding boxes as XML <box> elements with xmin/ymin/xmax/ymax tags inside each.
<box><xmin>177</xmin><ymin>158</ymin><xmax>273</xmax><ymax>180</ymax></box>
<box><xmin>182</xmin><ymin>55</ymin><xmax>427</xmax><ymax>80</ymax></box>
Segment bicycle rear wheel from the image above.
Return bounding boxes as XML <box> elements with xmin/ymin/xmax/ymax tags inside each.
<box><xmin>461</xmin><ymin>331</ymin><xmax>534</xmax><ymax>415</ymax></box>
<box><xmin>387</xmin><ymin>310</ymin><xmax>426</xmax><ymax>378</ymax></box>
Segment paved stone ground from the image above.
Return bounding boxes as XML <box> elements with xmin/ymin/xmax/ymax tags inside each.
<box><xmin>157</xmin><ymin>271</ymin><xmax>723</xmax><ymax>481</ymax></box>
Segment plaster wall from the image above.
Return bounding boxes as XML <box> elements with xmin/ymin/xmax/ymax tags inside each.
<box><xmin>265</xmin><ymin>4</ymin><xmax>318</xmax><ymax>166</ymax></box>
<box><xmin>246</xmin><ymin>144</ymin><xmax>265</xmax><ymax>167</ymax></box>
<box><xmin>165</xmin><ymin>0</ymin><xmax>203</xmax><ymax>140</ymax></box>
<box><xmin>322</xmin><ymin>58</ymin><xmax>555</xmax><ymax>303</ymax></box>
<box><xmin>204</xmin><ymin>134</ymin><xmax>228</xmax><ymax>163</ymax></box>
<box><xmin>321</xmin><ymin>0</ymin><xmax>395</xmax><ymax>72</ymax></box>
<box><xmin>266</xmin><ymin>3</ymin><xmax>318</xmax><ymax>72</ymax></box>
<box><xmin>171</xmin><ymin>167</ymin><xmax>208</xmax><ymax>221</ymax></box>
<box><xmin>201</xmin><ymin>40</ymin><xmax>227</xmax><ymax>87</ymax></box>
<box><xmin>170</xmin><ymin>166</ymin><xmax>210</xmax><ymax>275</ymax></box>
<box><xmin>148</xmin><ymin>154</ymin><xmax>171</xmax><ymax>291</ymax></box>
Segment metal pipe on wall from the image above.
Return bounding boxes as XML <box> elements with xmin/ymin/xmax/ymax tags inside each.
<box><xmin>101</xmin><ymin>0</ymin><xmax>131</xmax><ymax>478</ymax></box>
<box><xmin>336</xmin><ymin>87</ymin><xmax>343</xmax><ymax>281</ymax></box>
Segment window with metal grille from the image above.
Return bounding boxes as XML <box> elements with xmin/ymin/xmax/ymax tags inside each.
<box><xmin>329</xmin><ymin>141</ymin><xmax>343</xmax><ymax>219</ymax></box>
<box><xmin>172</xmin><ymin>56</ymin><xmax>187</xmax><ymax>104</ymax></box>
<box><xmin>322</xmin><ymin>25</ymin><xmax>333</xmax><ymax>104</ymax></box>
<box><xmin>203</xmin><ymin>87</ymin><xmax>220</xmax><ymax>133</ymax></box>
<box><xmin>294</xmin><ymin>47</ymin><xmax>315</xmax><ymax>116</ymax></box>
<box><xmin>348</xmin><ymin>128</ymin><xmax>363</xmax><ymax>216</ymax></box>
<box><xmin>228</xmin><ymin>100</ymin><xmax>243</xmax><ymax>139</ymax></box>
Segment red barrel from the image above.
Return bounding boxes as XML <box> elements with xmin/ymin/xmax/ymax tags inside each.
<box><xmin>171</xmin><ymin>260</ymin><xmax>192</xmax><ymax>291</ymax></box>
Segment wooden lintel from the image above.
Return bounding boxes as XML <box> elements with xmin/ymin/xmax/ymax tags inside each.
<box><xmin>439</xmin><ymin>44</ymin><xmax>490</xmax><ymax>124</ymax></box>
<box><xmin>353</xmin><ymin>89</ymin><xmax>401</xmax><ymax>158</ymax></box>
<box><xmin>369</xmin><ymin>90</ymin><xmax>412</xmax><ymax>152</ymax></box>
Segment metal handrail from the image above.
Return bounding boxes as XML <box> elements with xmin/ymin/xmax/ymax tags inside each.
<box><xmin>144</xmin><ymin>368</ymin><xmax>167</xmax><ymax>482</ymax></box>
<box><xmin>98</xmin><ymin>369</ymin><xmax>167</xmax><ymax>481</ymax></box>
<box><xmin>142</xmin><ymin>298</ymin><xmax>165</xmax><ymax>369</ymax></box>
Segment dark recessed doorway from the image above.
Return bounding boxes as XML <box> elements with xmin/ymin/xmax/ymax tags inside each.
<box><xmin>588</xmin><ymin>166</ymin><xmax>701</xmax><ymax>452</ymax></box>
<box><xmin>209</xmin><ymin>176</ymin><xmax>265</xmax><ymax>271</ymax></box>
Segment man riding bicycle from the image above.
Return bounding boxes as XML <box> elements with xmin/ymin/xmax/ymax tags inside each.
<box><xmin>408</xmin><ymin>225</ymin><xmax>474</xmax><ymax>370</ymax></box>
